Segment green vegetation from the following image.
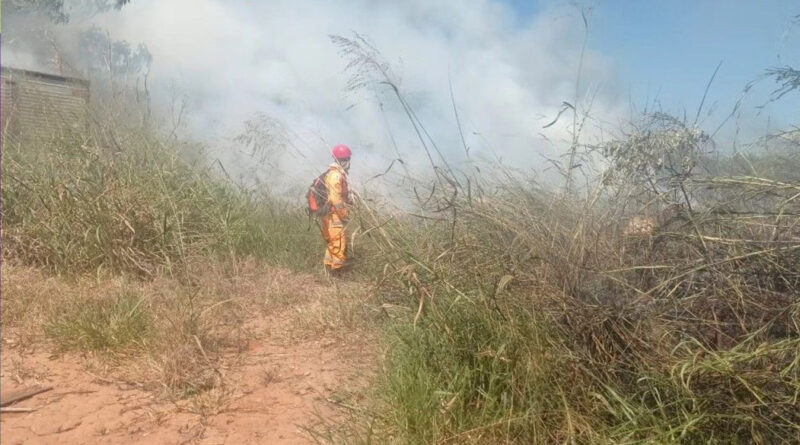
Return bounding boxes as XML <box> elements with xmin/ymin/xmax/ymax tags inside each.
<box><xmin>321</xmin><ymin>38</ymin><xmax>800</xmax><ymax>442</ymax></box>
<box><xmin>2</xmin><ymin>62</ymin><xmax>799</xmax><ymax>444</ymax></box>
<box><xmin>0</xmin><ymin>121</ymin><xmax>320</xmax><ymax>276</ymax></box>
<box><xmin>45</xmin><ymin>288</ymin><xmax>152</xmax><ymax>353</ymax></box>
<box><xmin>0</xmin><ymin>117</ymin><xmax>325</xmax><ymax>401</ymax></box>
<box><xmin>351</xmin><ymin>129</ymin><xmax>800</xmax><ymax>443</ymax></box>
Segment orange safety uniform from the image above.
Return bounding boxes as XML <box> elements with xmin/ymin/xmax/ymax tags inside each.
<box><xmin>321</xmin><ymin>163</ymin><xmax>351</xmax><ymax>271</ymax></box>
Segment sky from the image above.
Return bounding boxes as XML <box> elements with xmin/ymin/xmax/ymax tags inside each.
<box><xmin>2</xmin><ymin>0</ymin><xmax>798</xmax><ymax>193</ymax></box>
<box><xmin>584</xmin><ymin>1</ymin><xmax>798</xmax><ymax>136</ymax></box>
<box><xmin>510</xmin><ymin>0</ymin><xmax>798</xmax><ymax>134</ymax></box>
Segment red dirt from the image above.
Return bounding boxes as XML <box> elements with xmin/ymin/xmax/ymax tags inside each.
<box><xmin>1</xmin><ymin>291</ymin><xmax>375</xmax><ymax>444</ymax></box>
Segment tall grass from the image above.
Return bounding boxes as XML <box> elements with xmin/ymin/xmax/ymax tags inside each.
<box><xmin>328</xmin><ymin>36</ymin><xmax>800</xmax><ymax>443</ymax></box>
<box><xmin>3</xmin><ymin>38</ymin><xmax>798</xmax><ymax>443</ymax></box>
<box><xmin>1</xmin><ymin>116</ymin><xmax>320</xmax><ymax>276</ymax></box>
<box><xmin>356</xmin><ymin>156</ymin><xmax>800</xmax><ymax>443</ymax></box>
<box><xmin>0</xmin><ymin>109</ymin><xmax>327</xmax><ymax>404</ymax></box>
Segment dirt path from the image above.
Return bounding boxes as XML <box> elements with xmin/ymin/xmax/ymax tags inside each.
<box><xmin>1</xmin><ymin>276</ymin><xmax>376</xmax><ymax>445</ymax></box>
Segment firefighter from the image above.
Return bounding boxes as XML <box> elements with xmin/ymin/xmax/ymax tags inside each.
<box><xmin>321</xmin><ymin>144</ymin><xmax>353</xmax><ymax>274</ymax></box>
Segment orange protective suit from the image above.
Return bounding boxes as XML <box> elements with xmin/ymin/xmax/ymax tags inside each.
<box><xmin>321</xmin><ymin>164</ymin><xmax>351</xmax><ymax>271</ymax></box>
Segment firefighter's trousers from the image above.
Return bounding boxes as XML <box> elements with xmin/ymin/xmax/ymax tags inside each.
<box><xmin>321</xmin><ymin>214</ymin><xmax>348</xmax><ymax>271</ymax></box>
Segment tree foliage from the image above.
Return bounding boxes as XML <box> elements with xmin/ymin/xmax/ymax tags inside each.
<box><xmin>79</xmin><ymin>26</ymin><xmax>153</xmax><ymax>79</ymax></box>
<box><xmin>601</xmin><ymin>112</ymin><xmax>711</xmax><ymax>205</ymax></box>
<box><xmin>4</xmin><ymin>0</ymin><xmax>131</xmax><ymax>23</ymax></box>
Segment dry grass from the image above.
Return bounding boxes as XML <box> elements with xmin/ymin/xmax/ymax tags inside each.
<box><xmin>286</xmin><ymin>283</ymin><xmax>383</xmax><ymax>341</ymax></box>
<box><xmin>323</xmin><ymin>38</ymin><xmax>800</xmax><ymax>443</ymax></box>
<box><xmin>4</xmin><ymin>43</ymin><xmax>798</xmax><ymax>443</ymax></box>
<box><xmin>346</xmin><ymin>156</ymin><xmax>800</xmax><ymax>444</ymax></box>
<box><xmin>0</xmin><ymin>118</ymin><xmax>320</xmax><ymax>278</ymax></box>
<box><xmin>0</xmin><ymin>111</ymin><xmax>377</xmax><ymax>413</ymax></box>
<box><xmin>0</xmin><ymin>261</ymin><xmax>238</xmax><ymax>395</ymax></box>
<box><xmin>1</xmin><ymin>253</ymin><xmax>380</xmax><ymax>416</ymax></box>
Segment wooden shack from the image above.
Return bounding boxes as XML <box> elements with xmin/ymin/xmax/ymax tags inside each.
<box><xmin>1</xmin><ymin>66</ymin><xmax>90</xmax><ymax>141</ymax></box>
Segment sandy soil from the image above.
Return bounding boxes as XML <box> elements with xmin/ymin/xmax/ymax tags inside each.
<box><xmin>1</xmin><ymin>289</ymin><xmax>375</xmax><ymax>444</ymax></box>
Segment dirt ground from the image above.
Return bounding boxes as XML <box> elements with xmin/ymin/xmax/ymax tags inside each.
<box><xmin>0</xmin><ymin>274</ymin><xmax>376</xmax><ymax>445</ymax></box>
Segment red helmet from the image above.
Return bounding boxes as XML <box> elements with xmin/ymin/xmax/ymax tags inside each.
<box><xmin>332</xmin><ymin>144</ymin><xmax>352</xmax><ymax>160</ymax></box>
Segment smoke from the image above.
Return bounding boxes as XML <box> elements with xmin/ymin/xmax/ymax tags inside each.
<box><xmin>2</xmin><ymin>0</ymin><xmax>627</xmax><ymax>195</ymax></box>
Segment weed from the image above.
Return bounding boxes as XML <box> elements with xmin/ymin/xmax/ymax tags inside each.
<box><xmin>45</xmin><ymin>289</ymin><xmax>153</xmax><ymax>353</ymax></box>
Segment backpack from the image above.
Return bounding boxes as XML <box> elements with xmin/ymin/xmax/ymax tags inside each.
<box><xmin>307</xmin><ymin>170</ymin><xmax>331</xmax><ymax>217</ymax></box>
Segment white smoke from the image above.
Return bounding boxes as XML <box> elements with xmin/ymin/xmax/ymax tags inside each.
<box><xmin>4</xmin><ymin>0</ymin><xmax>627</xmax><ymax>195</ymax></box>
